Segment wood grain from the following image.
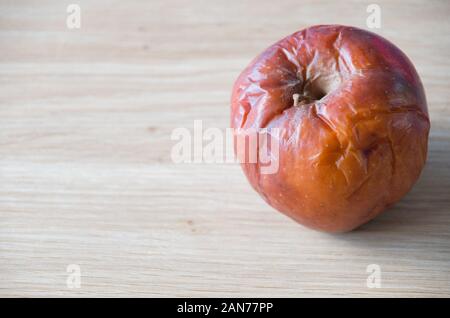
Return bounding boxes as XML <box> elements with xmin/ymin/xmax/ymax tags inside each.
<box><xmin>1</xmin><ymin>0</ymin><xmax>449</xmax><ymax>297</ymax></box>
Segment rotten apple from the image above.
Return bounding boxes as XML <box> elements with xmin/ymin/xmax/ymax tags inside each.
<box><xmin>231</xmin><ymin>25</ymin><xmax>430</xmax><ymax>232</ymax></box>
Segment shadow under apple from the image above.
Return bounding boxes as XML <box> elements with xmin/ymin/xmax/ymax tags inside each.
<box><xmin>327</xmin><ymin>134</ymin><xmax>450</xmax><ymax>263</ymax></box>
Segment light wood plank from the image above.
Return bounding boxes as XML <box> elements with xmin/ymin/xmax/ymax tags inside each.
<box><xmin>1</xmin><ymin>0</ymin><xmax>449</xmax><ymax>297</ymax></box>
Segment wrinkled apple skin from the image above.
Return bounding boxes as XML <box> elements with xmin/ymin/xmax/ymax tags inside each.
<box><xmin>231</xmin><ymin>25</ymin><xmax>430</xmax><ymax>232</ymax></box>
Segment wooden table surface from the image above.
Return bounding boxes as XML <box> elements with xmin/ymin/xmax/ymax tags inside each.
<box><xmin>1</xmin><ymin>0</ymin><xmax>449</xmax><ymax>297</ymax></box>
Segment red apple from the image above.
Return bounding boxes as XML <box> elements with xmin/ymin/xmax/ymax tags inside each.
<box><xmin>231</xmin><ymin>25</ymin><xmax>430</xmax><ymax>232</ymax></box>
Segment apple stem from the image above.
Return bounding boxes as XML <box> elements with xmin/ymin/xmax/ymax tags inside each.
<box><xmin>293</xmin><ymin>94</ymin><xmax>300</xmax><ymax>107</ymax></box>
